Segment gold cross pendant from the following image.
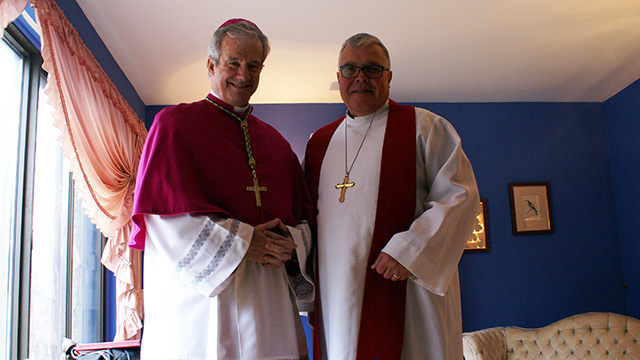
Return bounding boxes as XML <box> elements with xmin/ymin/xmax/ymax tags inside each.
<box><xmin>247</xmin><ymin>175</ymin><xmax>267</xmax><ymax>207</ymax></box>
<box><xmin>335</xmin><ymin>173</ymin><xmax>355</xmax><ymax>202</ymax></box>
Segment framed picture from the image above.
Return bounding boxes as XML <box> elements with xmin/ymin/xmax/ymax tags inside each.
<box><xmin>509</xmin><ymin>182</ymin><xmax>553</xmax><ymax>235</ymax></box>
<box><xmin>465</xmin><ymin>199</ymin><xmax>489</xmax><ymax>252</ymax></box>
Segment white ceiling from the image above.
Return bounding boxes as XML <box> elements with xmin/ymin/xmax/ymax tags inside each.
<box><xmin>76</xmin><ymin>0</ymin><xmax>640</xmax><ymax>106</ymax></box>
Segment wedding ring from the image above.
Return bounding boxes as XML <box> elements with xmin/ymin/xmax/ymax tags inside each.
<box><xmin>392</xmin><ymin>274</ymin><xmax>399</xmax><ymax>279</ymax></box>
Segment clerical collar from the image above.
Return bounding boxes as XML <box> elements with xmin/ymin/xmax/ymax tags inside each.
<box><xmin>209</xmin><ymin>91</ymin><xmax>250</xmax><ymax>115</ymax></box>
<box><xmin>346</xmin><ymin>101</ymin><xmax>390</xmax><ymax>120</ymax></box>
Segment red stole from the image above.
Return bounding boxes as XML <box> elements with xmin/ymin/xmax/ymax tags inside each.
<box><xmin>305</xmin><ymin>100</ymin><xmax>416</xmax><ymax>359</ymax></box>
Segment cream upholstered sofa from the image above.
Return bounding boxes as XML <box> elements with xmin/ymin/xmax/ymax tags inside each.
<box><xmin>462</xmin><ymin>312</ymin><xmax>640</xmax><ymax>359</ymax></box>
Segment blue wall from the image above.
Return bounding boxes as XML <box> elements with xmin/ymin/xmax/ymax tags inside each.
<box><xmin>604</xmin><ymin>78</ymin><xmax>640</xmax><ymax>319</ymax></box>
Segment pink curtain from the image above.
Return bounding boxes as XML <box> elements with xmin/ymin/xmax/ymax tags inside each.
<box><xmin>0</xmin><ymin>0</ymin><xmax>28</xmax><ymax>33</ymax></box>
<box><xmin>31</xmin><ymin>0</ymin><xmax>146</xmax><ymax>340</ymax></box>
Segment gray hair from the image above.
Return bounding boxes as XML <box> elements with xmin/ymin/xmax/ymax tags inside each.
<box><xmin>208</xmin><ymin>21</ymin><xmax>270</xmax><ymax>65</ymax></box>
<box><xmin>339</xmin><ymin>33</ymin><xmax>390</xmax><ymax>67</ymax></box>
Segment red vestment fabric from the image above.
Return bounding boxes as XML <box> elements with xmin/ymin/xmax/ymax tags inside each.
<box><xmin>130</xmin><ymin>94</ymin><xmax>312</xmax><ymax>250</ymax></box>
<box><xmin>304</xmin><ymin>100</ymin><xmax>416</xmax><ymax>359</ymax></box>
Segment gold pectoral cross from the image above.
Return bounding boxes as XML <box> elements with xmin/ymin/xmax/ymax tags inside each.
<box><xmin>335</xmin><ymin>173</ymin><xmax>355</xmax><ymax>202</ymax></box>
<box><xmin>247</xmin><ymin>175</ymin><xmax>267</xmax><ymax>207</ymax></box>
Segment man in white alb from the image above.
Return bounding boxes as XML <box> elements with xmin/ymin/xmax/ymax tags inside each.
<box><xmin>130</xmin><ymin>19</ymin><xmax>313</xmax><ymax>360</ymax></box>
<box><xmin>305</xmin><ymin>33</ymin><xmax>480</xmax><ymax>360</ymax></box>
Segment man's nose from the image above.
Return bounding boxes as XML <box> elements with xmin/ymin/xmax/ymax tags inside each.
<box><xmin>354</xmin><ymin>68</ymin><xmax>369</xmax><ymax>82</ymax></box>
<box><xmin>236</xmin><ymin>64</ymin><xmax>250</xmax><ymax>79</ymax></box>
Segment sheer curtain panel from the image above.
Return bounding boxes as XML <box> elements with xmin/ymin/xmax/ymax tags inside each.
<box><xmin>31</xmin><ymin>0</ymin><xmax>147</xmax><ymax>340</ymax></box>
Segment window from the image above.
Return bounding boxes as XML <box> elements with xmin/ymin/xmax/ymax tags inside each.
<box><xmin>0</xmin><ymin>23</ymin><xmax>25</xmax><ymax>360</ymax></box>
<box><xmin>2</xmin><ymin>22</ymin><xmax>105</xmax><ymax>360</ymax></box>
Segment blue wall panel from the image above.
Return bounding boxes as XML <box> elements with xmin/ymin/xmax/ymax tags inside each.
<box><xmin>604</xmin><ymin>78</ymin><xmax>640</xmax><ymax>319</ymax></box>
<box><xmin>423</xmin><ymin>103</ymin><xmax>626</xmax><ymax>330</ymax></box>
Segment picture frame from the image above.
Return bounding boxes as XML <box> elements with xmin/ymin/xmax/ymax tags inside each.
<box><xmin>465</xmin><ymin>199</ymin><xmax>489</xmax><ymax>252</ymax></box>
<box><xmin>509</xmin><ymin>182</ymin><xmax>553</xmax><ymax>235</ymax></box>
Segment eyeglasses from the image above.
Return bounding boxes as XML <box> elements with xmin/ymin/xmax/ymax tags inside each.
<box><xmin>339</xmin><ymin>64</ymin><xmax>389</xmax><ymax>79</ymax></box>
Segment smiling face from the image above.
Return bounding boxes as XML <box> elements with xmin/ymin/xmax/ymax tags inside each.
<box><xmin>208</xmin><ymin>36</ymin><xmax>263</xmax><ymax>106</ymax></box>
<box><xmin>337</xmin><ymin>44</ymin><xmax>392</xmax><ymax>117</ymax></box>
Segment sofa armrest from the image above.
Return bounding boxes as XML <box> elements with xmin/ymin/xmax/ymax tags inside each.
<box><xmin>463</xmin><ymin>327</ymin><xmax>507</xmax><ymax>360</ymax></box>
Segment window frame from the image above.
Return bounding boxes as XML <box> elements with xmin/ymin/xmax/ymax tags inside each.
<box><xmin>4</xmin><ymin>22</ymin><xmax>42</xmax><ymax>360</ymax></box>
<box><xmin>3</xmin><ymin>22</ymin><xmax>108</xmax><ymax>360</ymax></box>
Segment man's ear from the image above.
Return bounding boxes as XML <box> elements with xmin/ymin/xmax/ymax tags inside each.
<box><xmin>207</xmin><ymin>58</ymin><xmax>215</xmax><ymax>76</ymax></box>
